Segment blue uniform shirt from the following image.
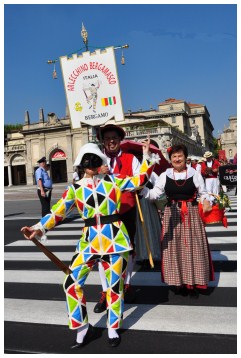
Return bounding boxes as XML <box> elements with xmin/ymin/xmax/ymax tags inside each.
<box><xmin>35</xmin><ymin>167</ymin><xmax>53</xmax><ymax>189</ymax></box>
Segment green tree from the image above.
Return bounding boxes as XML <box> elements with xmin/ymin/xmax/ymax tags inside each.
<box><xmin>4</xmin><ymin>124</ymin><xmax>23</xmax><ymax>135</ymax></box>
<box><xmin>4</xmin><ymin>124</ymin><xmax>23</xmax><ymax>144</ymax></box>
<box><xmin>212</xmin><ymin>137</ymin><xmax>221</xmax><ymax>158</ymax></box>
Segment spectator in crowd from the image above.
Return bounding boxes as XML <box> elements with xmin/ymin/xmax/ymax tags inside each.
<box><xmin>72</xmin><ymin>166</ymin><xmax>82</xmax><ymax>184</ymax></box>
<box><xmin>196</xmin><ymin>157</ymin><xmax>205</xmax><ymax>175</ymax></box>
<box><xmin>191</xmin><ymin>157</ymin><xmax>198</xmax><ymax>170</ymax></box>
<box><xmin>201</xmin><ymin>151</ymin><xmax>220</xmax><ymax>195</ymax></box>
<box><xmin>186</xmin><ymin>157</ymin><xmax>192</xmax><ymax>168</ymax></box>
<box><xmin>35</xmin><ymin>156</ymin><xmax>53</xmax><ymax>218</ymax></box>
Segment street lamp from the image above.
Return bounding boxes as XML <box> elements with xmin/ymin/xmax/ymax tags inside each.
<box><xmin>81</xmin><ymin>23</ymin><xmax>88</xmax><ymax>51</ymax></box>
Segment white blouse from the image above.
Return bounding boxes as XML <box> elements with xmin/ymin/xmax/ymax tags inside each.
<box><xmin>141</xmin><ymin>167</ymin><xmax>214</xmax><ymax>203</ymax></box>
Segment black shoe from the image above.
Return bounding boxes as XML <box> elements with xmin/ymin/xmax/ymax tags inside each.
<box><xmin>93</xmin><ymin>291</ymin><xmax>107</xmax><ymax>313</ymax></box>
<box><xmin>70</xmin><ymin>324</ymin><xmax>96</xmax><ymax>349</ymax></box>
<box><xmin>124</xmin><ymin>284</ymin><xmax>136</xmax><ymax>303</ymax></box>
<box><xmin>108</xmin><ymin>335</ymin><xmax>121</xmax><ymax>347</ymax></box>
<box><xmin>174</xmin><ymin>286</ymin><xmax>188</xmax><ymax>296</ymax></box>
<box><xmin>189</xmin><ymin>288</ymin><xmax>199</xmax><ymax>299</ymax></box>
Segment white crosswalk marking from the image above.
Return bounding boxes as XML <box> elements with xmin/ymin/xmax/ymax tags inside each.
<box><xmin>4</xmin><ymin>270</ymin><xmax>237</xmax><ymax>287</ymax></box>
<box><xmin>4</xmin><ymin>298</ymin><xmax>236</xmax><ymax>335</ymax></box>
<box><xmin>4</xmin><ymin>191</ymin><xmax>237</xmax><ymax>352</ymax></box>
<box><xmin>3</xmin><ymin>250</ymin><xmax>237</xmax><ymax>261</ymax></box>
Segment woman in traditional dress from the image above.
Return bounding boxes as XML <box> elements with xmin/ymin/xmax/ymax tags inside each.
<box><xmin>141</xmin><ymin>144</ymin><xmax>215</xmax><ymax>297</ymax></box>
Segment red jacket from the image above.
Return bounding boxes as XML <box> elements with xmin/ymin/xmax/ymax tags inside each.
<box><xmin>201</xmin><ymin>159</ymin><xmax>220</xmax><ymax>178</ymax></box>
<box><xmin>112</xmin><ymin>152</ymin><xmax>137</xmax><ymax>214</ymax></box>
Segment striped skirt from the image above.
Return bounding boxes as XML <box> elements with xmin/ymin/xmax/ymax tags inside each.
<box><xmin>161</xmin><ymin>202</ymin><xmax>215</xmax><ymax>287</ymax></box>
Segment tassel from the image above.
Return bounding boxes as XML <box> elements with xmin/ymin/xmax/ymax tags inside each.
<box><xmin>222</xmin><ymin>216</ymin><xmax>228</xmax><ymax>228</ymax></box>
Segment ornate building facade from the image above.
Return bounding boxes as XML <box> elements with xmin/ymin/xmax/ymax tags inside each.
<box><xmin>4</xmin><ymin>98</ymin><xmax>215</xmax><ymax>186</ymax></box>
<box><xmin>218</xmin><ymin>115</ymin><xmax>237</xmax><ymax>161</ymax></box>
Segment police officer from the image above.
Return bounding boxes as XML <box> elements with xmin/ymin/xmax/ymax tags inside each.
<box><xmin>35</xmin><ymin>157</ymin><xmax>53</xmax><ymax>217</ymax></box>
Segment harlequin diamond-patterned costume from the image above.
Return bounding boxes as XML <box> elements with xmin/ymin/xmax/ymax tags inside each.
<box><xmin>33</xmin><ymin>156</ymin><xmax>155</xmax><ymax>330</ymax></box>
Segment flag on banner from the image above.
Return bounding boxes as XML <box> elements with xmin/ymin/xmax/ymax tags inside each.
<box><xmin>101</xmin><ymin>96</ymin><xmax>116</xmax><ymax>106</ymax></box>
<box><xmin>60</xmin><ymin>47</ymin><xmax>125</xmax><ymax>128</ymax></box>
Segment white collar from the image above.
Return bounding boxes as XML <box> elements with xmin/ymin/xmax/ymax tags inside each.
<box><xmin>166</xmin><ymin>166</ymin><xmax>196</xmax><ymax>179</ymax></box>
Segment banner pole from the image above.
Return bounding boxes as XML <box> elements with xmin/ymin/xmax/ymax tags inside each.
<box><xmin>135</xmin><ymin>193</ymin><xmax>154</xmax><ymax>268</ymax></box>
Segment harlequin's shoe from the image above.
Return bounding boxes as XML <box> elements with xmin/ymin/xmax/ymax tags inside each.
<box><xmin>93</xmin><ymin>291</ymin><xmax>106</xmax><ymax>313</ymax></box>
<box><xmin>124</xmin><ymin>284</ymin><xmax>136</xmax><ymax>303</ymax></box>
<box><xmin>70</xmin><ymin>324</ymin><xmax>96</xmax><ymax>349</ymax></box>
<box><xmin>108</xmin><ymin>335</ymin><xmax>121</xmax><ymax>347</ymax></box>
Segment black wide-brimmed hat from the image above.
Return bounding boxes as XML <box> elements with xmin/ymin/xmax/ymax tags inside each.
<box><xmin>97</xmin><ymin>124</ymin><xmax>126</xmax><ymax>141</ymax></box>
<box><xmin>37</xmin><ymin>156</ymin><xmax>47</xmax><ymax>163</ymax></box>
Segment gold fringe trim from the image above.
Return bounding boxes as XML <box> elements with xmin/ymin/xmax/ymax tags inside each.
<box><xmin>204</xmin><ymin>220</ymin><xmax>222</xmax><ymax>225</ymax></box>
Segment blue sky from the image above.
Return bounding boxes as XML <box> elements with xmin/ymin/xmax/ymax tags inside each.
<box><xmin>4</xmin><ymin>3</ymin><xmax>237</xmax><ymax>136</ymax></box>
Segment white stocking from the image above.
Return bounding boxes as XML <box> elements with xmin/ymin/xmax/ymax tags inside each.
<box><xmin>98</xmin><ymin>261</ymin><xmax>108</xmax><ymax>291</ymax></box>
<box><xmin>76</xmin><ymin>323</ymin><xmax>89</xmax><ymax>343</ymax></box>
<box><xmin>125</xmin><ymin>254</ymin><xmax>136</xmax><ymax>285</ymax></box>
<box><xmin>108</xmin><ymin>328</ymin><xmax>119</xmax><ymax>339</ymax></box>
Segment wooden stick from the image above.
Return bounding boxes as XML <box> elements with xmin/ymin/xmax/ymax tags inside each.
<box><xmin>23</xmin><ymin>230</ymin><xmax>72</xmax><ymax>275</ymax></box>
<box><xmin>135</xmin><ymin>193</ymin><xmax>154</xmax><ymax>268</ymax></box>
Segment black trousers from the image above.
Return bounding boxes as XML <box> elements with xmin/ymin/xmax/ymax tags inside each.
<box><xmin>120</xmin><ymin>206</ymin><xmax>137</xmax><ymax>252</ymax></box>
<box><xmin>37</xmin><ymin>189</ymin><xmax>52</xmax><ymax>217</ymax></box>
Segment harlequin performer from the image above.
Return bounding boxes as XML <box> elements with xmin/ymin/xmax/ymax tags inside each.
<box><xmin>21</xmin><ymin>139</ymin><xmax>158</xmax><ymax>348</ymax></box>
<box><xmin>141</xmin><ymin>144</ymin><xmax>215</xmax><ymax>297</ymax></box>
<box><xmin>201</xmin><ymin>151</ymin><xmax>220</xmax><ymax>195</ymax></box>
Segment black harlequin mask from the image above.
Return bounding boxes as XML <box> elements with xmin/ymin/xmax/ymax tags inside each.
<box><xmin>81</xmin><ymin>153</ymin><xmax>103</xmax><ymax>168</ymax></box>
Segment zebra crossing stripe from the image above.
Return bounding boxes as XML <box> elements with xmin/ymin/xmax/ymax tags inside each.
<box><xmin>5</xmin><ymin>235</ymin><xmax>237</xmax><ymax>247</ymax></box>
<box><xmin>4</xmin><ymin>270</ymin><xmax>237</xmax><ymax>287</ymax></box>
<box><xmin>3</xmin><ymin>250</ymin><xmax>237</xmax><ymax>261</ymax></box>
<box><xmin>4</xmin><ymin>298</ymin><xmax>236</xmax><ymax>335</ymax></box>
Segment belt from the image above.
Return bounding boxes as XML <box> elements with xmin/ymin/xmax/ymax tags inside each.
<box><xmin>166</xmin><ymin>200</ymin><xmax>197</xmax><ymax>208</ymax></box>
<box><xmin>84</xmin><ymin>214</ymin><xmax>121</xmax><ymax>227</ymax></box>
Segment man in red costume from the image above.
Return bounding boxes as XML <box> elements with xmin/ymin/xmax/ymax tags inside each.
<box><xmin>93</xmin><ymin>124</ymin><xmax>140</xmax><ymax>313</ymax></box>
<box><xmin>201</xmin><ymin>151</ymin><xmax>220</xmax><ymax>195</ymax></box>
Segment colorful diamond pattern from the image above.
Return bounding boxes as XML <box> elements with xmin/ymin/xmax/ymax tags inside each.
<box><xmin>39</xmin><ymin>159</ymin><xmax>154</xmax><ymax>258</ymax></box>
<box><xmin>64</xmin><ymin>252</ymin><xmax>128</xmax><ymax>329</ymax></box>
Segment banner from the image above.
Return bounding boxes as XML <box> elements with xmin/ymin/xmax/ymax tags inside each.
<box><xmin>60</xmin><ymin>47</ymin><xmax>125</xmax><ymax>128</ymax></box>
<box><xmin>219</xmin><ymin>165</ymin><xmax>237</xmax><ymax>185</ymax></box>
<box><xmin>218</xmin><ymin>150</ymin><xmax>226</xmax><ymax>161</ymax></box>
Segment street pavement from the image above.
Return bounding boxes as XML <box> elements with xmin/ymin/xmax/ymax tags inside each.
<box><xmin>4</xmin><ymin>185</ymin><xmax>237</xmax><ymax>354</ymax></box>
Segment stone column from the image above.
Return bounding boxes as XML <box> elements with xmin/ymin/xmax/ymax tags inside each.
<box><xmin>25</xmin><ymin>111</ymin><xmax>30</xmax><ymax>125</ymax></box>
<box><xmin>8</xmin><ymin>165</ymin><xmax>12</xmax><ymax>187</ymax></box>
<box><xmin>25</xmin><ymin>139</ymin><xmax>34</xmax><ymax>185</ymax></box>
<box><xmin>39</xmin><ymin>108</ymin><xmax>44</xmax><ymax>123</ymax></box>
<box><xmin>66</xmin><ymin>132</ymin><xmax>73</xmax><ymax>183</ymax></box>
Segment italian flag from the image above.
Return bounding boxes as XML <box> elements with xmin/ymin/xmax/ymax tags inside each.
<box><xmin>101</xmin><ymin>96</ymin><xmax>116</xmax><ymax>106</ymax></box>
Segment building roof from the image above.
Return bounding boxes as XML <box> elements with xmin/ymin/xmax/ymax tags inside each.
<box><xmin>158</xmin><ymin>98</ymin><xmax>184</xmax><ymax>105</ymax></box>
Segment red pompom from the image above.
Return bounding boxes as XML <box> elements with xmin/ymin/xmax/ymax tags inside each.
<box><xmin>222</xmin><ymin>216</ymin><xmax>228</xmax><ymax>228</ymax></box>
